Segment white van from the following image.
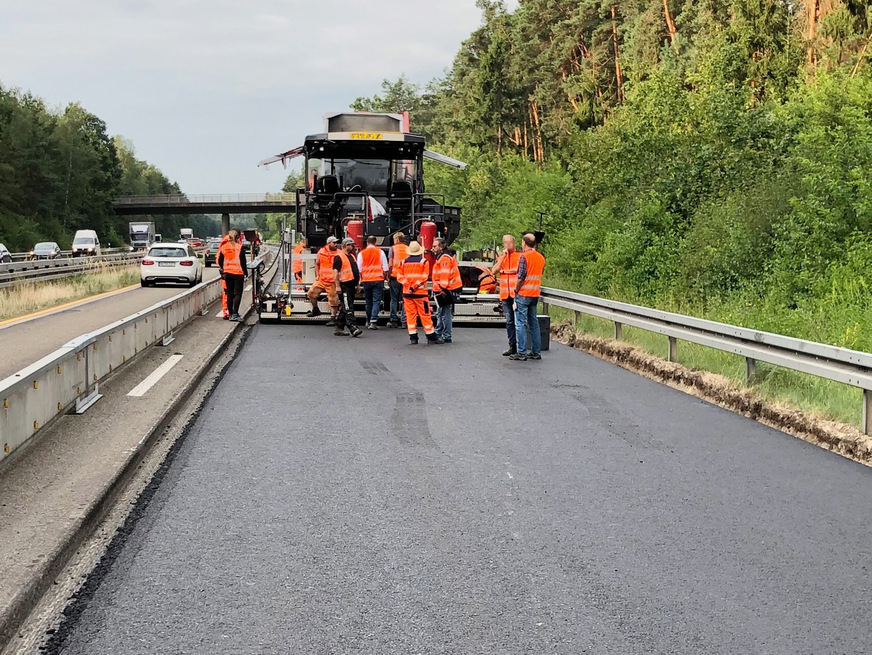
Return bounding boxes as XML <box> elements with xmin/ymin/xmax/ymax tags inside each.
<box><xmin>71</xmin><ymin>230</ymin><xmax>102</xmax><ymax>257</ymax></box>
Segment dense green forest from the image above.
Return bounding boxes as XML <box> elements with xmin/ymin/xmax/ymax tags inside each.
<box><xmin>354</xmin><ymin>0</ymin><xmax>872</xmax><ymax>352</ymax></box>
<box><xmin>0</xmin><ymin>84</ymin><xmax>218</xmax><ymax>252</ymax></box>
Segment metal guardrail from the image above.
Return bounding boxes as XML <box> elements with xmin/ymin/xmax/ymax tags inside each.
<box><xmin>0</xmin><ymin>279</ymin><xmax>222</xmax><ymax>465</ymax></box>
<box><xmin>8</xmin><ymin>247</ymin><xmax>131</xmax><ymax>262</ymax></box>
<box><xmin>114</xmin><ymin>194</ymin><xmax>296</xmax><ymax>205</ymax></box>
<box><xmin>0</xmin><ymin>254</ymin><xmax>144</xmax><ymax>289</ymax></box>
<box><xmin>540</xmin><ymin>287</ymin><xmax>872</xmax><ymax>434</ymax></box>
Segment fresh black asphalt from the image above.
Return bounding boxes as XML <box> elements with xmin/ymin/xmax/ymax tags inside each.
<box><xmin>52</xmin><ymin>324</ymin><xmax>872</xmax><ymax>654</ymax></box>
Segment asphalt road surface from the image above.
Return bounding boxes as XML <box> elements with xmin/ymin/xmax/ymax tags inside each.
<box><xmin>52</xmin><ymin>325</ymin><xmax>872</xmax><ymax>654</ymax></box>
<box><xmin>0</xmin><ymin>269</ymin><xmax>220</xmax><ymax>379</ymax></box>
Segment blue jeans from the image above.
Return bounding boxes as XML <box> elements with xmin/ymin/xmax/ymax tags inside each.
<box><xmin>363</xmin><ymin>281</ymin><xmax>384</xmax><ymax>323</ymax></box>
<box><xmin>515</xmin><ymin>295</ymin><xmax>541</xmax><ymax>355</ymax></box>
<box><xmin>502</xmin><ymin>298</ymin><xmax>516</xmax><ymax>347</ymax></box>
<box><xmin>434</xmin><ymin>291</ymin><xmax>459</xmax><ymax>340</ymax></box>
<box><xmin>389</xmin><ymin>277</ymin><xmax>405</xmax><ymax>323</ymax></box>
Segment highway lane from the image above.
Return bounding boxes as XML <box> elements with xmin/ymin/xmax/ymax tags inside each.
<box><xmin>52</xmin><ymin>326</ymin><xmax>872</xmax><ymax>654</ymax></box>
<box><xmin>0</xmin><ymin>268</ymin><xmax>220</xmax><ymax>379</ymax></box>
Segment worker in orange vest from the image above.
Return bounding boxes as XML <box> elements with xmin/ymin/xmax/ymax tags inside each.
<box><xmin>306</xmin><ymin>235</ymin><xmax>340</xmax><ymax>324</ymax></box>
<box><xmin>357</xmin><ymin>234</ymin><xmax>389</xmax><ymax>329</ymax></box>
<box><xmin>491</xmin><ymin>234</ymin><xmax>522</xmax><ymax>356</ymax></box>
<box><xmin>431</xmin><ymin>237</ymin><xmax>463</xmax><ymax>344</ymax></box>
<box><xmin>509</xmin><ymin>233</ymin><xmax>546</xmax><ymax>361</ymax></box>
<box><xmin>387</xmin><ymin>232</ymin><xmax>408</xmax><ymax>328</ymax></box>
<box><xmin>293</xmin><ymin>236</ymin><xmax>306</xmax><ymax>286</ymax></box>
<box><xmin>217</xmin><ymin>228</ymin><xmax>247</xmax><ymax>322</ymax></box>
<box><xmin>332</xmin><ymin>237</ymin><xmax>363</xmax><ymax>337</ymax></box>
<box><xmin>398</xmin><ymin>241</ymin><xmax>441</xmax><ymax>345</ymax></box>
<box><xmin>216</xmin><ymin>233</ymin><xmax>232</xmax><ymax>319</ymax></box>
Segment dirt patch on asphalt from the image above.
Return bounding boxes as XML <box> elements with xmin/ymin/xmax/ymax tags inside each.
<box><xmin>551</xmin><ymin>320</ymin><xmax>872</xmax><ymax>467</ymax></box>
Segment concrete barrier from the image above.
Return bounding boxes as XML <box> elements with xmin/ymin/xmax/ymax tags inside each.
<box><xmin>0</xmin><ymin>279</ymin><xmax>222</xmax><ymax>465</ymax></box>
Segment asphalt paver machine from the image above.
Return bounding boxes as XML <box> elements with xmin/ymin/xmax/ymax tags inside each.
<box><xmin>254</xmin><ymin>112</ymin><xmax>502</xmax><ymax>325</ymax></box>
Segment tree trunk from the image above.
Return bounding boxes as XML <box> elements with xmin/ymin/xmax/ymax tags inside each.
<box><xmin>612</xmin><ymin>6</ymin><xmax>625</xmax><ymax>104</ymax></box>
<box><xmin>806</xmin><ymin>0</ymin><xmax>818</xmax><ymax>65</ymax></box>
<box><xmin>663</xmin><ymin>0</ymin><xmax>678</xmax><ymax>46</ymax></box>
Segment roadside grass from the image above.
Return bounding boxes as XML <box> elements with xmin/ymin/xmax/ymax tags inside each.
<box><xmin>0</xmin><ymin>265</ymin><xmax>140</xmax><ymax>321</ymax></box>
<box><xmin>548</xmin><ymin>306</ymin><xmax>862</xmax><ymax>428</ymax></box>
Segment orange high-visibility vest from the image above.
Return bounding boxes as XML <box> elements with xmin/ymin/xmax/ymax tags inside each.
<box><xmin>336</xmin><ymin>250</ymin><xmax>355</xmax><ymax>283</ymax></box>
<box><xmin>399</xmin><ymin>257</ymin><xmax>430</xmax><ymax>296</ymax></box>
<box><xmin>518</xmin><ymin>250</ymin><xmax>545</xmax><ymax>297</ymax></box>
<box><xmin>477</xmin><ymin>267</ymin><xmax>497</xmax><ymax>294</ymax></box>
<box><xmin>497</xmin><ymin>251</ymin><xmax>521</xmax><ymax>300</ymax></box>
<box><xmin>359</xmin><ymin>245</ymin><xmax>384</xmax><ymax>282</ymax></box>
<box><xmin>432</xmin><ymin>253</ymin><xmax>462</xmax><ymax>292</ymax></box>
<box><xmin>390</xmin><ymin>243</ymin><xmax>408</xmax><ymax>278</ymax></box>
<box><xmin>293</xmin><ymin>242</ymin><xmax>305</xmax><ymax>274</ymax></box>
<box><xmin>317</xmin><ymin>246</ymin><xmax>337</xmax><ymax>284</ymax></box>
<box><xmin>220</xmin><ymin>240</ymin><xmax>243</xmax><ymax>275</ymax></box>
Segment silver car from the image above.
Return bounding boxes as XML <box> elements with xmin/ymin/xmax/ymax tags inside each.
<box><xmin>29</xmin><ymin>242</ymin><xmax>62</xmax><ymax>260</ymax></box>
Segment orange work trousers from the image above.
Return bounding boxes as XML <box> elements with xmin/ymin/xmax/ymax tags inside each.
<box><xmin>403</xmin><ymin>295</ymin><xmax>435</xmax><ymax>337</ymax></box>
<box><xmin>221</xmin><ymin>277</ymin><xmax>229</xmax><ymax>317</ymax></box>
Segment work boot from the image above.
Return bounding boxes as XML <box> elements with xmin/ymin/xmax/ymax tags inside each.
<box><xmin>409</xmin><ymin>336</ymin><xmax>419</xmax><ymax>345</ymax></box>
<box><xmin>325</xmin><ymin>317</ymin><xmax>337</xmax><ymax>327</ymax></box>
<box><xmin>351</xmin><ymin>327</ymin><xmax>363</xmax><ymax>338</ymax></box>
<box><xmin>306</xmin><ymin>307</ymin><xmax>322</xmax><ymax>318</ymax></box>
<box><xmin>502</xmin><ymin>345</ymin><xmax>517</xmax><ymax>357</ymax></box>
<box><xmin>428</xmin><ymin>336</ymin><xmax>445</xmax><ymax>345</ymax></box>
<box><xmin>508</xmin><ymin>353</ymin><xmax>527</xmax><ymax>361</ymax></box>
<box><xmin>334</xmin><ymin>329</ymin><xmax>348</xmax><ymax>337</ymax></box>
<box><xmin>367</xmin><ymin>323</ymin><xmax>379</xmax><ymax>330</ymax></box>
<box><xmin>388</xmin><ymin>321</ymin><xmax>400</xmax><ymax>329</ymax></box>
<box><xmin>529</xmin><ymin>353</ymin><xmax>542</xmax><ymax>360</ymax></box>
<box><xmin>229</xmin><ymin>314</ymin><xmax>242</xmax><ymax>322</ymax></box>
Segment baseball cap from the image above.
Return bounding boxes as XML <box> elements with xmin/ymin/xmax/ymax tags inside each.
<box><xmin>341</xmin><ymin>237</ymin><xmax>355</xmax><ymax>246</ymax></box>
<box><xmin>326</xmin><ymin>236</ymin><xmax>338</xmax><ymax>243</ymax></box>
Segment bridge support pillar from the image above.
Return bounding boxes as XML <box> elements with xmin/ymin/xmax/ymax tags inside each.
<box><xmin>221</xmin><ymin>213</ymin><xmax>230</xmax><ymax>235</ymax></box>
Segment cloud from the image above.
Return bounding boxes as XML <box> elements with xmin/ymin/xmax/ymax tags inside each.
<box><xmin>0</xmin><ymin>0</ymin><xmax>485</xmax><ymax>192</ymax></box>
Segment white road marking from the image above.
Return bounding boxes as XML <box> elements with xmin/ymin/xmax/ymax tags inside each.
<box><xmin>215</xmin><ymin>309</ymin><xmax>225</xmax><ymax>318</ymax></box>
<box><xmin>127</xmin><ymin>355</ymin><xmax>184</xmax><ymax>397</ymax></box>
<box><xmin>244</xmin><ymin>284</ymin><xmax>252</xmax><ymax>292</ymax></box>
<box><xmin>506</xmin><ymin>471</ymin><xmax>514</xmax><ymax>479</ymax></box>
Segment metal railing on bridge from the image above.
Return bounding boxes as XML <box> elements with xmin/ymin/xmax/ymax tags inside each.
<box><xmin>540</xmin><ymin>287</ymin><xmax>872</xmax><ymax>435</ymax></box>
<box><xmin>114</xmin><ymin>194</ymin><xmax>296</xmax><ymax>205</ymax></box>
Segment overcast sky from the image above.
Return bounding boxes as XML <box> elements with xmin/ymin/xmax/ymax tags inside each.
<box><xmin>0</xmin><ymin>1</ymin><xmax>496</xmax><ymax>194</ymax></box>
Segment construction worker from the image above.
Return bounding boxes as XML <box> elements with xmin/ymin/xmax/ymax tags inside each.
<box><xmin>293</xmin><ymin>236</ymin><xmax>306</xmax><ymax>286</ymax></box>
<box><xmin>217</xmin><ymin>232</ymin><xmax>232</xmax><ymax>319</ymax></box>
<box><xmin>491</xmin><ymin>234</ymin><xmax>522</xmax><ymax>356</ymax></box>
<box><xmin>333</xmin><ymin>238</ymin><xmax>363</xmax><ymax>337</ymax></box>
<box><xmin>306</xmin><ymin>235</ymin><xmax>340</xmax><ymax>323</ymax></box>
<box><xmin>217</xmin><ymin>228</ymin><xmax>247</xmax><ymax>322</ymax></box>
<box><xmin>398</xmin><ymin>240</ymin><xmax>441</xmax><ymax>345</ymax></box>
<box><xmin>387</xmin><ymin>232</ymin><xmax>408</xmax><ymax>328</ymax></box>
<box><xmin>431</xmin><ymin>237</ymin><xmax>462</xmax><ymax>343</ymax></box>
<box><xmin>357</xmin><ymin>235</ymin><xmax>389</xmax><ymax>329</ymax></box>
<box><xmin>509</xmin><ymin>233</ymin><xmax>546</xmax><ymax>361</ymax></box>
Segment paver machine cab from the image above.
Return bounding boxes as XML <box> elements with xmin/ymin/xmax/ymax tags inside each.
<box><xmin>256</xmin><ymin>111</ymin><xmax>502</xmax><ymax>324</ymax></box>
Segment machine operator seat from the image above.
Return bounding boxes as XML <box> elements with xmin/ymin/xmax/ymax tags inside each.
<box><xmin>388</xmin><ymin>179</ymin><xmax>413</xmax><ymax>231</ymax></box>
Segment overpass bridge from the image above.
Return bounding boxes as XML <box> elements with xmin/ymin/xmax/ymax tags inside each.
<box><xmin>1</xmin><ymin>267</ymin><xmax>871</xmax><ymax>653</ymax></box>
<box><xmin>113</xmin><ymin>194</ymin><xmax>297</xmax><ymax>233</ymax></box>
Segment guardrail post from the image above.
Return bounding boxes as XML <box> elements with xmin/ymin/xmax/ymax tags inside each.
<box><xmin>573</xmin><ymin>310</ymin><xmax>581</xmax><ymax>329</ymax></box>
<box><xmin>614</xmin><ymin>322</ymin><xmax>623</xmax><ymax>341</ymax></box>
<box><xmin>745</xmin><ymin>357</ymin><xmax>757</xmax><ymax>384</ymax></box>
<box><xmin>668</xmin><ymin>337</ymin><xmax>678</xmax><ymax>362</ymax></box>
<box><xmin>864</xmin><ymin>390</ymin><xmax>872</xmax><ymax>436</ymax></box>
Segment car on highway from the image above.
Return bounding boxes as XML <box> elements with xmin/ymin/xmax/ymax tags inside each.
<box><xmin>28</xmin><ymin>242</ymin><xmax>62</xmax><ymax>260</ymax></box>
<box><xmin>140</xmin><ymin>242</ymin><xmax>203</xmax><ymax>288</ymax></box>
<box><xmin>204</xmin><ymin>237</ymin><xmax>222</xmax><ymax>267</ymax></box>
<box><xmin>0</xmin><ymin>243</ymin><xmax>11</xmax><ymax>263</ymax></box>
